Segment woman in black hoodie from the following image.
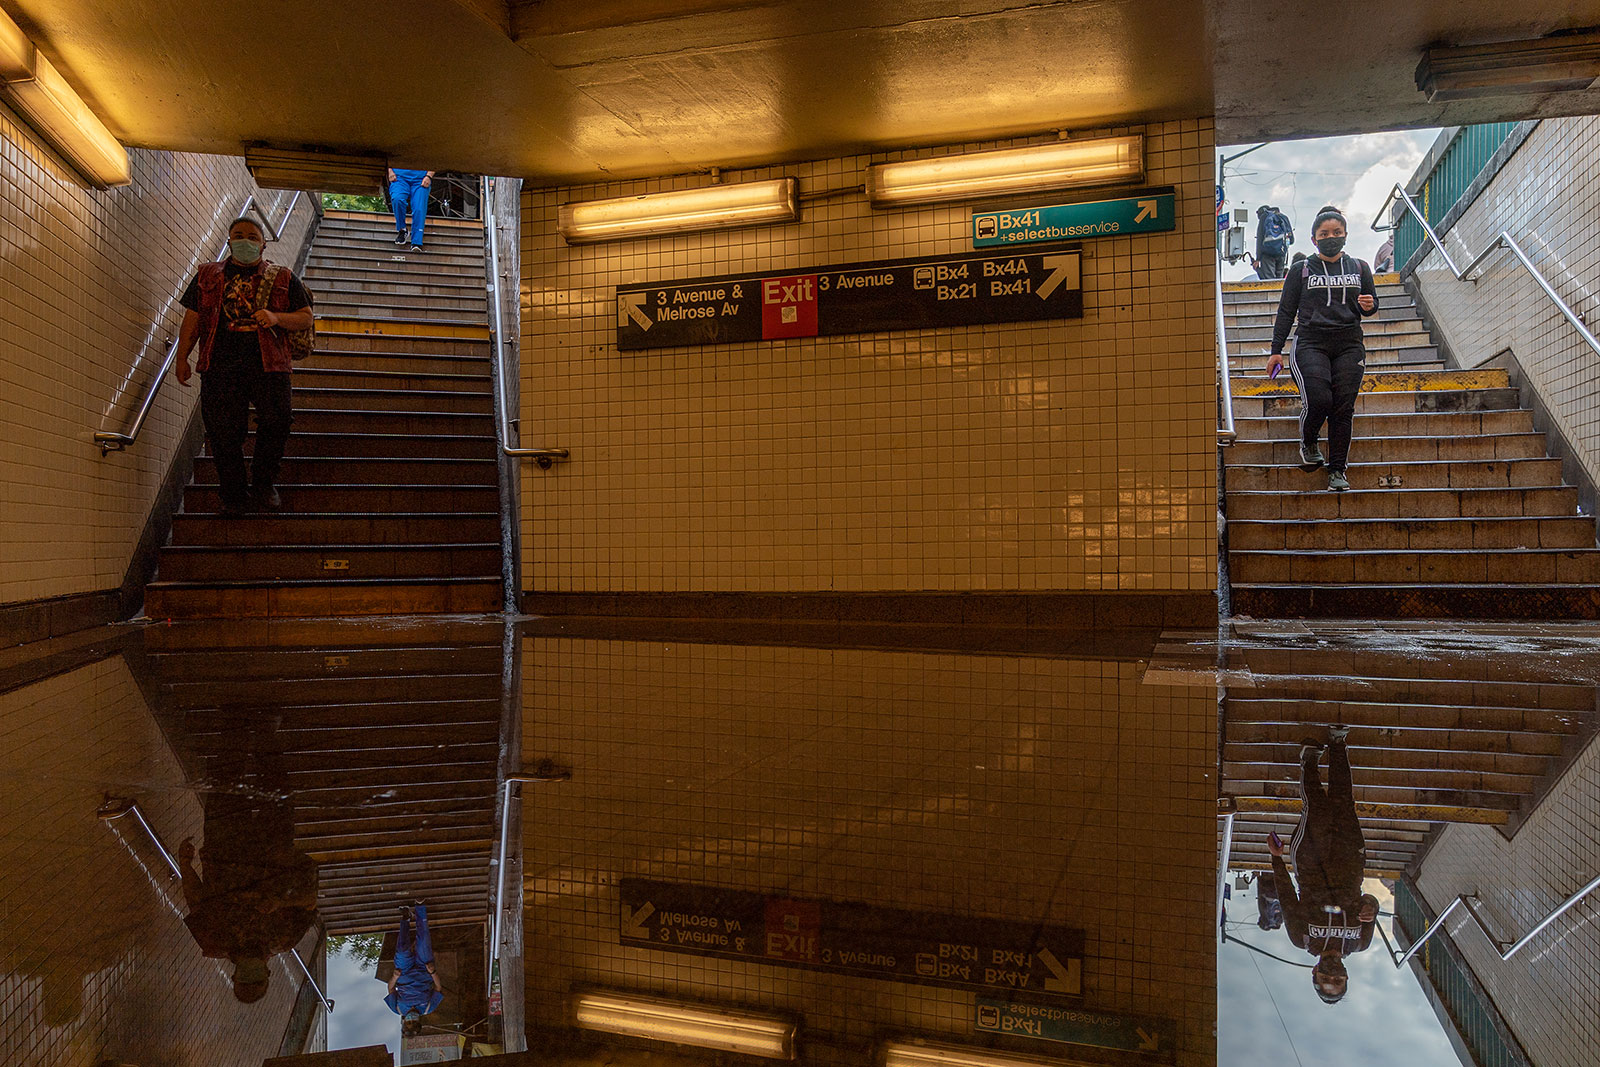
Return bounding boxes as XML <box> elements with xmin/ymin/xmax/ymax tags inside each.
<box><xmin>1264</xmin><ymin>206</ymin><xmax>1380</xmax><ymax>492</ymax></box>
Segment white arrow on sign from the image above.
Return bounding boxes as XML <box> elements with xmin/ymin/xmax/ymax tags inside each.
<box><xmin>618</xmin><ymin>292</ymin><xmax>653</xmax><ymax>331</ymax></box>
<box><xmin>1036</xmin><ymin>254</ymin><xmax>1079</xmax><ymax>301</ymax></box>
<box><xmin>1036</xmin><ymin>947</ymin><xmax>1081</xmax><ymax>994</ymax></box>
<box><xmin>1134</xmin><ymin>199</ymin><xmax>1158</xmax><ymax>223</ymax></box>
<box><xmin>1136</xmin><ymin>1027</ymin><xmax>1160</xmax><ymax>1052</ymax></box>
<box><xmin>622</xmin><ymin>901</ymin><xmax>655</xmax><ymax>939</ymax></box>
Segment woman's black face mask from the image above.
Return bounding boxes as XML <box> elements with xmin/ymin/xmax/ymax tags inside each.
<box><xmin>1317</xmin><ymin>235</ymin><xmax>1346</xmax><ymax>258</ymax></box>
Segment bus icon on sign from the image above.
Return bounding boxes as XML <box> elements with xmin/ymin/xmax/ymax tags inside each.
<box><xmin>913</xmin><ymin>266</ymin><xmax>935</xmax><ymax>290</ymax></box>
<box><xmin>977</xmin><ymin>1004</ymin><xmax>1000</xmax><ymax>1029</ymax></box>
<box><xmin>975</xmin><ymin>216</ymin><xmax>997</xmax><ymax>240</ymax></box>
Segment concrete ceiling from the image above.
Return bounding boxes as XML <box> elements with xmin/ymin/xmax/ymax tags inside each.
<box><xmin>4</xmin><ymin>0</ymin><xmax>1599</xmax><ymax>184</ymax></box>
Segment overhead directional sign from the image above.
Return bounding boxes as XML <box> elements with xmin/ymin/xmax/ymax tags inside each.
<box><xmin>975</xmin><ymin>998</ymin><xmax>1177</xmax><ymax>1059</ymax></box>
<box><xmin>615</xmin><ymin>248</ymin><xmax>1082</xmax><ymax>350</ymax></box>
<box><xmin>973</xmin><ymin>190</ymin><xmax>1177</xmax><ymax>248</ymax></box>
<box><xmin>619</xmin><ymin>878</ymin><xmax>1085</xmax><ymax>998</ymax></box>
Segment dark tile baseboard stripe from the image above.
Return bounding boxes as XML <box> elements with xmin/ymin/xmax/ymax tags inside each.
<box><xmin>0</xmin><ymin>589</ymin><xmax>122</xmax><ymax>648</ymax></box>
<box><xmin>519</xmin><ymin>590</ymin><xmax>1217</xmax><ymax>629</ymax></box>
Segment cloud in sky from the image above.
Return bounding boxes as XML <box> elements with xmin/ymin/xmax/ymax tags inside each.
<box><xmin>328</xmin><ymin>948</ymin><xmax>397</xmax><ymax>1061</ymax></box>
<box><xmin>1218</xmin><ymin>129</ymin><xmax>1441</xmax><ymax>279</ymax></box>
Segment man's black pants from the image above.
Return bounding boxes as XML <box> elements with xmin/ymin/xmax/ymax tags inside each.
<box><xmin>200</xmin><ymin>350</ymin><xmax>293</xmax><ymax>508</ymax></box>
<box><xmin>1259</xmin><ymin>251</ymin><xmax>1286</xmax><ymax>279</ymax></box>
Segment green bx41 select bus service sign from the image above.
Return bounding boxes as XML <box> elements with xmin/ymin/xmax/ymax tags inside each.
<box><xmin>973</xmin><ymin>191</ymin><xmax>1176</xmax><ymax>248</ymax></box>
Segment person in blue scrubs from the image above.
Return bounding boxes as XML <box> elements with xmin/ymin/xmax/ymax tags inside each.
<box><xmin>388</xmin><ymin>167</ymin><xmax>435</xmax><ymax>251</ymax></box>
<box><xmin>385</xmin><ymin>902</ymin><xmax>444</xmax><ymax>1035</ymax></box>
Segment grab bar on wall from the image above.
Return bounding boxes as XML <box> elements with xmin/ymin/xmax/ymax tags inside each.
<box><xmin>98</xmin><ymin>795</ymin><xmax>334</xmax><ymax>1013</ymax></box>
<box><xmin>490</xmin><ymin>760</ymin><xmax>571</xmax><ymax>983</ymax></box>
<box><xmin>1215</xmin><ymin>267</ymin><xmax>1236</xmax><ymax>445</ymax></box>
<box><xmin>1385</xmin><ymin>874</ymin><xmax>1600</xmax><ymax>969</ymax></box>
<box><xmin>482</xmin><ymin>175</ymin><xmax>569</xmax><ymax>469</ymax></box>
<box><xmin>1372</xmin><ymin>183</ymin><xmax>1600</xmax><ymax>364</ymax></box>
<box><xmin>94</xmin><ymin>191</ymin><xmax>305</xmax><ymax>455</ymax></box>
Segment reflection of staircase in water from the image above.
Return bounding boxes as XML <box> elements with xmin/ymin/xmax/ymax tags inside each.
<box><xmin>131</xmin><ymin>621</ymin><xmax>505</xmax><ymax>934</ymax></box>
<box><xmin>1219</xmin><ymin>634</ymin><xmax>1598</xmax><ymax>876</ymax></box>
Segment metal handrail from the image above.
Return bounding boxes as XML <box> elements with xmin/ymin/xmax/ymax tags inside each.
<box><xmin>1372</xmin><ymin>182</ymin><xmax>1600</xmax><ymax>364</ymax></box>
<box><xmin>482</xmin><ymin>175</ymin><xmax>569</xmax><ymax>468</ymax></box>
<box><xmin>94</xmin><ymin>190</ymin><xmax>305</xmax><ymax>455</ymax></box>
<box><xmin>98</xmin><ymin>796</ymin><xmax>334</xmax><ymax>1012</ymax></box>
<box><xmin>1215</xmin><ymin>264</ymin><xmax>1236</xmax><ymax>445</ymax></box>
<box><xmin>1216</xmin><ymin>809</ymin><xmax>1235</xmax><ymax>940</ymax></box>
<box><xmin>489</xmin><ymin>761</ymin><xmax>570</xmax><ymax>978</ymax></box>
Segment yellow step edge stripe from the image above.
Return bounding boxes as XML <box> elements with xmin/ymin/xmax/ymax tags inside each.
<box><xmin>1232</xmin><ymin>368</ymin><xmax>1510</xmax><ymax>397</ymax></box>
<box><xmin>317</xmin><ymin>317</ymin><xmax>489</xmax><ymax>339</ymax></box>
<box><xmin>1232</xmin><ymin>796</ymin><xmax>1509</xmax><ymax>824</ymax></box>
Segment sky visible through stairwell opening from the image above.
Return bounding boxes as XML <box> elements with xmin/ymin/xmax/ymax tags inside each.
<box><xmin>1219</xmin><ymin>129</ymin><xmax>1442</xmax><ymax>282</ymax></box>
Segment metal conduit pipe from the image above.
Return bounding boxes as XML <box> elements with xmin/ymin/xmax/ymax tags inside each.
<box><xmin>94</xmin><ymin>190</ymin><xmax>304</xmax><ymax>454</ymax></box>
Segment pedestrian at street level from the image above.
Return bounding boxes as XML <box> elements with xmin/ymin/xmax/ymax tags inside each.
<box><xmin>1255</xmin><ymin>204</ymin><xmax>1293</xmax><ymax>280</ymax></box>
<box><xmin>389</xmin><ymin>167</ymin><xmax>436</xmax><ymax>252</ymax></box>
<box><xmin>1268</xmin><ymin>727</ymin><xmax>1380</xmax><ymax>1005</ymax></box>
<box><xmin>1264</xmin><ymin>205</ymin><xmax>1380</xmax><ymax>492</ymax></box>
<box><xmin>386</xmin><ymin>902</ymin><xmax>444</xmax><ymax>1036</ymax></box>
<box><xmin>174</xmin><ymin>217</ymin><xmax>315</xmax><ymax>515</ymax></box>
<box><xmin>1375</xmin><ymin>235</ymin><xmax>1395</xmax><ymax>273</ymax></box>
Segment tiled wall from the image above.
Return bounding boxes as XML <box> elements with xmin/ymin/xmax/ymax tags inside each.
<box><xmin>521</xmin><ymin>637</ymin><xmax>1217</xmax><ymax>1064</ymax></box>
<box><xmin>0</xmin><ymin>656</ymin><xmax>304</xmax><ymax>1065</ymax></box>
<box><xmin>518</xmin><ymin>121</ymin><xmax>1217</xmax><ymax>594</ymax></box>
<box><xmin>1408</xmin><ymin>116</ymin><xmax>1600</xmax><ymax>488</ymax></box>
<box><xmin>1414</xmin><ymin>737</ymin><xmax>1600</xmax><ymax>1067</ymax></box>
<box><xmin>0</xmin><ymin>98</ymin><xmax>313</xmax><ymax>609</ymax></box>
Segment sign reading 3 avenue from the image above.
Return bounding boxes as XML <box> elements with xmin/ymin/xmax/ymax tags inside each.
<box><xmin>619</xmin><ymin>878</ymin><xmax>1085</xmax><ymax>998</ymax></box>
<box><xmin>615</xmin><ymin>248</ymin><xmax>1082</xmax><ymax>350</ymax></box>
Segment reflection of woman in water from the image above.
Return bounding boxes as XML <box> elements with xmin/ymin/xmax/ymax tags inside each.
<box><xmin>178</xmin><ymin>714</ymin><xmax>319</xmax><ymax>1002</ymax></box>
<box><xmin>1268</xmin><ymin>727</ymin><xmax>1379</xmax><ymax>1005</ymax></box>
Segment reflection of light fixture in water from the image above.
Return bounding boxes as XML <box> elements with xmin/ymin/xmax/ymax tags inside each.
<box><xmin>558</xmin><ymin>178</ymin><xmax>799</xmax><ymax>244</ymax></box>
<box><xmin>571</xmin><ymin>990</ymin><xmax>798</xmax><ymax>1059</ymax></box>
<box><xmin>0</xmin><ymin>7</ymin><xmax>129</xmax><ymax>187</ymax></box>
<box><xmin>866</xmin><ymin>135</ymin><xmax>1143</xmax><ymax>207</ymax></box>
<box><xmin>1415</xmin><ymin>30</ymin><xmax>1600</xmax><ymax>102</ymax></box>
<box><xmin>881</xmin><ymin>1038</ymin><xmax>1095</xmax><ymax>1067</ymax></box>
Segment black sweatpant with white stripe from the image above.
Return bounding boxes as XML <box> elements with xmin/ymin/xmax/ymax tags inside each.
<box><xmin>1290</xmin><ymin>331</ymin><xmax>1366</xmax><ymax>472</ymax></box>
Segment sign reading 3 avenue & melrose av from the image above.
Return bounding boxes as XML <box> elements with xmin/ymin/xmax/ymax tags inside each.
<box><xmin>615</xmin><ymin>247</ymin><xmax>1082</xmax><ymax>350</ymax></box>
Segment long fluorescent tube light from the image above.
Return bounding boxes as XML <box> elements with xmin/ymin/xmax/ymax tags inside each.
<box><xmin>245</xmin><ymin>146</ymin><xmax>387</xmax><ymax>194</ymax></box>
<box><xmin>1416</xmin><ymin>30</ymin><xmax>1600</xmax><ymax>102</ymax></box>
<box><xmin>882</xmin><ymin>1038</ymin><xmax>1096</xmax><ymax>1067</ymax></box>
<box><xmin>867</xmin><ymin>134</ymin><xmax>1142</xmax><ymax>207</ymax></box>
<box><xmin>0</xmin><ymin>8</ymin><xmax>128</xmax><ymax>187</ymax></box>
<box><xmin>558</xmin><ymin>177</ymin><xmax>798</xmax><ymax>244</ymax></box>
<box><xmin>572</xmin><ymin>990</ymin><xmax>798</xmax><ymax>1060</ymax></box>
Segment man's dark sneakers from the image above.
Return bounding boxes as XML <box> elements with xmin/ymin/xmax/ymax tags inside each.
<box><xmin>410</xmin><ymin>243</ymin><xmax>424</xmax><ymax>253</ymax></box>
<box><xmin>394</xmin><ymin>231</ymin><xmax>407</xmax><ymax>245</ymax></box>
<box><xmin>252</xmin><ymin>486</ymin><xmax>283</xmax><ymax>511</ymax></box>
<box><xmin>219</xmin><ymin>497</ymin><xmax>250</xmax><ymax>517</ymax></box>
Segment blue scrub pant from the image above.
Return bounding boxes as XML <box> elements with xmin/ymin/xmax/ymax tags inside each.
<box><xmin>391</xmin><ymin>176</ymin><xmax>430</xmax><ymax>245</ymax></box>
<box><xmin>396</xmin><ymin>903</ymin><xmax>434</xmax><ymax>969</ymax></box>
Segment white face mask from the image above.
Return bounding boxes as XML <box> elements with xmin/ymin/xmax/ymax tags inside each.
<box><xmin>229</xmin><ymin>238</ymin><xmax>263</xmax><ymax>264</ymax></box>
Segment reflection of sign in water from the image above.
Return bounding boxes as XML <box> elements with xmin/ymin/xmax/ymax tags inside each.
<box><xmin>975</xmin><ymin>997</ymin><xmax>1176</xmax><ymax>1058</ymax></box>
<box><xmin>400</xmin><ymin>1032</ymin><xmax>463</xmax><ymax>1063</ymax></box>
<box><xmin>619</xmin><ymin>878</ymin><xmax>1084</xmax><ymax>997</ymax></box>
<box><xmin>615</xmin><ymin>248</ymin><xmax>1083</xmax><ymax>350</ymax></box>
<box><xmin>973</xmin><ymin>190</ymin><xmax>1177</xmax><ymax>248</ymax></box>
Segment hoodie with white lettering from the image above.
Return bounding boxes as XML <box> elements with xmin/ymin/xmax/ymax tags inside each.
<box><xmin>1270</xmin><ymin>253</ymin><xmax>1379</xmax><ymax>354</ymax></box>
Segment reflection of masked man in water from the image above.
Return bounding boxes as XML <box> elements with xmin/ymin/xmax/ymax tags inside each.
<box><xmin>1268</xmin><ymin>728</ymin><xmax>1378</xmax><ymax>1005</ymax></box>
<box><xmin>178</xmin><ymin>713</ymin><xmax>319</xmax><ymax>1002</ymax></box>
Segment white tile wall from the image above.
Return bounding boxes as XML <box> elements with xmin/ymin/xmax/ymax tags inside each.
<box><xmin>1415</xmin><ymin>736</ymin><xmax>1600</xmax><ymax>1067</ymax></box>
<box><xmin>0</xmin><ymin>98</ymin><xmax>311</xmax><ymax>608</ymax></box>
<box><xmin>518</xmin><ymin>121</ymin><xmax>1217</xmax><ymax>595</ymax></box>
<box><xmin>1410</xmin><ymin>117</ymin><xmax>1600</xmax><ymax>490</ymax></box>
<box><xmin>521</xmin><ymin>637</ymin><xmax>1216</xmax><ymax>1063</ymax></box>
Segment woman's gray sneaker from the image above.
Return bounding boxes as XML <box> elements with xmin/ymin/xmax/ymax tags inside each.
<box><xmin>1327</xmin><ymin>469</ymin><xmax>1350</xmax><ymax>492</ymax></box>
<box><xmin>1299</xmin><ymin>442</ymin><xmax>1325</xmax><ymax>471</ymax></box>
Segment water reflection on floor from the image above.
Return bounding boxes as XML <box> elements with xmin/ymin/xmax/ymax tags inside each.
<box><xmin>1</xmin><ymin>615</ymin><xmax>1596</xmax><ymax>1066</ymax></box>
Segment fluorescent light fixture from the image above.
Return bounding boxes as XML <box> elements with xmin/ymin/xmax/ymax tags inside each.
<box><xmin>882</xmin><ymin>1038</ymin><xmax>1095</xmax><ymax>1067</ymax></box>
<box><xmin>572</xmin><ymin>990</ymin><xmax>797</xmax><ymax>1060</ymax></box>
<box><xmin>245</xmin><ymin>146</ymin><xmax>386</xmax><ymax>194</ymax></box>
<box><xmin>866</xmin><ymin>134</ymin><xmax>1142</xmax><ymax>207</ymax></box>
<box><xmin>558</xmin><ymin>177</ymin><xmax>798</xmax><ymax>244</ymax></box>
<box><xmin>1415</xmin><ymin>30</ymin><xmax>1600</xmax><ymax>102</ymax></box>
<box><xmin>0</xmin><ymin>8</ymin><xmax>128</xmax><ymax>187</ymax></box>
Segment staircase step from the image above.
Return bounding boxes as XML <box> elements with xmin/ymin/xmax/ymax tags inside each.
<box><xmin>144</xmin><ymin>576</ymin><xmax>502</xmax><ymax>619</ymax></box>
<box><xmin>157</xmin><ymin>543</ymin><xmax>500</xmax><ymax>581</ymax></box>
<box><xmin>1225</xmin><ymin>742</ymin><xmax>1550</xmax><ymax>777</ymax></box>
<box><xmin>302</xmin><ymin>350</ymin><xmax>492</xmax><ymax>376</ymax></box>
<box><xmin>313</xmin><ymin>227</ymin><xmax>483</xmax><ymax>249</ymax></box>
<box><xmin>196</xmin><ymin>455</ymin><xmax>497</xmax><ymax>483</ymax></box>
<box><xmin>1229</xmin><ymin>515</ymin><xmax>1596</xmax><ymax>552</ymax></box>
<box><xmin>288</xmin><ymin>408</ymin><xmax>493</xmax><ymax>436</ymax></box>
<box><xmin>203</xmin><ymin>433</ymin><xmax>495</xmax><ymax>460</ymax></box>
<box><xmin>185</xmin><ymin>483</ymin><xmax>498</xmax><ymax>514</ymax></box>
<box><xmin>315</xmin><ymin>331</ymin><xmax>489</xmax><ymax>357</ymax></box>
<box><xmin>1230</xmin><ymin>547</ymin><xmax>1600</xmax><ymax>584</ymax></box>
<box><xmin>317</xmin><ymin>301</ymin><xmax>488</xmax><ymax>323</ymax></box>
<box><xmin>1223</xmin><ymin>458</ymin><xmax>1563</xmax><ymax>491</ymax></box>
<box><xmin>1225</xmin><ymin>761</ymin><xmax>1537</xmax><ymax>798</ymax></box>
<box><xmin>169</xmin><ymin>512</ymin><xmax>499</xmax><ymax>546</ymax></box>
<box><xmin>1226</xmin><ymin>722</ymin><xmax>1572</xmax><ymax>757</ymax></box>
<box><xmin>1234</xmin><ymin>409</ymin><xmax>1535</xmax><ymax>440</ymax></box>
<box><xmin>1231</xmin><ymin>367</ymin><xmax>1510</xmax><ymax>397</ymax></box>
<box><xmin>1231</xmin><ymin>582</ymin><xmax>1600</xmax><ymax>620</ymax></box>
<box><xmin>1227</xmin><ymin>433</ymin><xmax>1549</xmax><ymax>466</ymax></box>
<box><xmin>1242</xmin><ymin>675</ymin><xmax>1594</xmax><ymax>711</ymax></box>
<box><xmin>149</xmin><ymin>644</ymin><xmax>499</xmax><ymax>678</ymax></box>
<box><xmin>303</xmin><ymin>276</ymin><xmax>490</xmax><ymax>299</ymax></box>
<box><xmin>1232</xmin><ymin>387</ymin><xmax>1521</xmax><ymax>418</ymax></box>
<box><xmin>1226</xmin><ymin>485</ymin><xmax>1580</xmax><ymax>521</ymax></box>
<box><xmin>1224</xmin><ymin>304</ymin><xmax>1421</xmax><ymax>326</ymax></box>
<box><xmin>308</xmin><ymin>249</ymin><xmax>485</xmax><ymax>274</ymax></box>
<box><xmin>292</xmin><ymin>367</ymin><xmax>492</xmax><ymax>393</ymax></box>
<box><xmin>1239</xmin><ymin>779</ymin><xmax>1523</xmax><ymax>811</ymax></box>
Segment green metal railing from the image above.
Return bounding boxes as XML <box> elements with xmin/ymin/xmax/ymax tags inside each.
<box><xmin>1393</xmin><ymin>123</ymin><xmax>1518</xmax><ymax>268</ymax></box>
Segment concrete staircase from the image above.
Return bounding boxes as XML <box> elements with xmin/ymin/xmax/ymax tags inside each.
<box><xmin>144</xmin><ymin>210</ymin><xmax>502</xmax><ymax>619</ymax></box>
<box><xmin>1218</xmin><ymin>632</ymin><xmax>1597</xmax><ymax>876</ymax></box>
<box><xmin>1223</xmin><ymin>275</ymin><xmax>1600</xmax><ymax>620</ymax></box>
